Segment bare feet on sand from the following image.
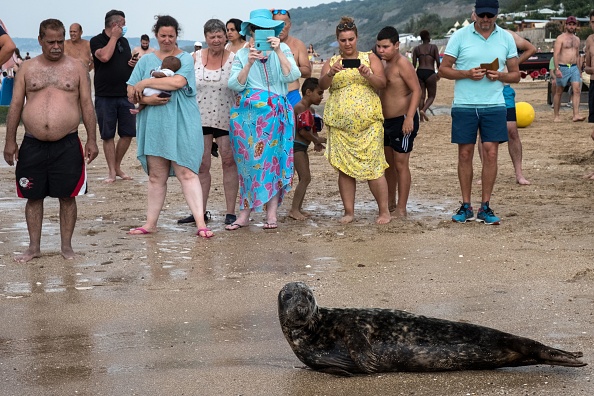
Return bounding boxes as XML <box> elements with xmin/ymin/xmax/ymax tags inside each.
<box><xmin>14</xmin><ymin>248</ymin><xmax>41</xmax><ymax>263</ymax></box>
<box><xmin>376</xmin><ymin>213</ymin><xmax>392</xmax><ymax>224</ymax></box>
<box><xmin>573</xmin><ymin>116</ymin><xmax>586</xmax><ymax>122</ymax></box>
<box><xmin>553</xmin><ymin>117</ymin><xmax>561</xmax><ymax>123</ymax></box>
<box><xmin>116</xmin><ymin>171</ymin><xmax>133</xmax><ymax>180</ymax></box>
<box><xmin>516</xmin><ymin>176</ymin><xmax>531</xmax><ymax>185</ymax></box>
<box><xmin>288</xmin><ymin>209</ymin><xmax>307</xmax><ymax>220</ymax></box>
<box><xmin>104</xmin><ymin>171</ymin><xmax>133</xmax><ymax>183</ymax></box>
<box><xmin>339</xmin><ymin>214</ymin><xmax>354</xmax><ymax>224</ymax></box>
<box><xmin>582</xmin><ymin>172</ymin><xmax>594</xmax><ymax>180</ymax></box>
<box><xmin>61</xmin><ymin>247</ymin><xmax>77</xmax><ymax>260</ymax></box>
<box><xmin>390</xmin><ymin>208</ymin><xmax>407</xmax><ymax>218</ymax></box>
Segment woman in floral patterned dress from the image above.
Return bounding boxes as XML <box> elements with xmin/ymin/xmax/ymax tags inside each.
<box><xmin>226</xmin><ymin>9</ymin><xmax>300</xmax><ymax>230</ymax></box>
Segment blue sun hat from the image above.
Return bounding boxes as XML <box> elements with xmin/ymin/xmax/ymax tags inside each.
<box><xmin>240</xmin><ymin>9</ymin><xmax>285</xmax><ymax>37</ymax></box>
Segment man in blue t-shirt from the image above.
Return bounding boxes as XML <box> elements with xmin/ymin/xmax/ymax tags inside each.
<box><xmin>438</xmin><ymin>0</ymin><xmax>520</xmax><ymax>225</ymax></box>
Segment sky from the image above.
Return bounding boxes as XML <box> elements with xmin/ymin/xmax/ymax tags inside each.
<box><xmin>2</xmin><ymin>0</ymin><xmax>335</xmax><ymax>40</ymax></box>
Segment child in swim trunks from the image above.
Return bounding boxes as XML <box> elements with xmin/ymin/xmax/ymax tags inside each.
<box><xmin>289</xmin><ymin>77</ymin><xmax>326</xmax><ymax>220</ymax></box>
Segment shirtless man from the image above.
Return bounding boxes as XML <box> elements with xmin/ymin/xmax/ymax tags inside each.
<box><xmin>272</xmin><ymin>9</ymin><xmax>311</xmax><ymax>107</ymax></box>
<box><xmin>131</xmin><ymin>34</ymin><xmax>155</xmax><ymax>60</ymax></box>
<box><xmin>553</xmin><ymin>16</ymin><xmax>585</xmax><ymax>122</ymax></box>
<box><xmin>64</xmin><ymin>23</ymin><xmax>93</xmax><ymax>72</ymax></box>
<box><xmin>376</xmin><ymin>26</ymin><xmax>421</xmax><ymax>217</ymax></box>
<box><xmin>3</xmin><ymin>18</ymin><xmax>98</xmax><ymax>263</ymax></box>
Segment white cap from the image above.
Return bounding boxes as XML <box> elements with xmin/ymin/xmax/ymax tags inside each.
<box><xmin>194</xmin><ymin>41</ymin><xmax>202</xmax><ymax>47</ymax></box>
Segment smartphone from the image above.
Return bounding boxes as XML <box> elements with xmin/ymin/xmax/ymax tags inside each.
<box><xmin>157</xmin><ymin>91</ymin><xmax>172</xmax><ymax>98</ymax></box>
<box><xmin>254</xmin><ymin>29</ymin><xmax>275</xmax><ymax>52</ymax></box>
<box><xmin>132</xmin><ymin>52</ymin><xmax>139</xmax><ymax>60</ymax></box>
<box><xmin>342</xmin><ymin>59</ymin><xmax>361</xmax><ymax>68</ymax></box>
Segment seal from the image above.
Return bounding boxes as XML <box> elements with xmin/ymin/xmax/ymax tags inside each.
<box><xmin>278</xmin><ymin>282</ymin><xmax>587</xmax><ymax>376</ymax></box>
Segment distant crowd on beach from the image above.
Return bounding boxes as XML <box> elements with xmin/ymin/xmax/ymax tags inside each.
<box><xmin>1</xmin><ymin>2</ymin><xmax>594</xmax><ymax>263</ymax></box>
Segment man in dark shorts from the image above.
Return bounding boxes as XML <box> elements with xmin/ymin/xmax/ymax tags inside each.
<box><xmin>439</xmin><ymin>0</ymin><xmax>520</xmax><ymax>225</ymax></box>
<box><xmin>3</xmin><ymin>18</ymin><xmax>98</xmax><ymax>263</ymax></box>
<box><xmin>91</xmin><ymin>9</ymin><xmax>137</xmax><ymax>183</ymax></box>
<box><xmin>376</xmin><ymin>26</ymin><xmax>421</xmax><ymax>218</ymax></box>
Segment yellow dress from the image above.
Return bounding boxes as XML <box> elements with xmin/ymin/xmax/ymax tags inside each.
<box><xmin>323</xmin><ymin>51</ymin><xmax>387</xmax><ymax>180</ymax></box>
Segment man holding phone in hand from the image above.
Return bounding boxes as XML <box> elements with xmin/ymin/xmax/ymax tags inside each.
<box><xmin>91</xmin><ymin>9</ymin><xmax>137</xmax><ymax>183</ymax></box>
<box><xmin>439</xmin><ymin>0</ymin><xmax>520</xmax><ymax>225</ymax></box>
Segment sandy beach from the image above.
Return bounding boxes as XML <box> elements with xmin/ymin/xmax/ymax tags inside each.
<box><xmin>1</xmin><ymin>75</ymin><xmax>593</xmax><ymax>394</ymax></box>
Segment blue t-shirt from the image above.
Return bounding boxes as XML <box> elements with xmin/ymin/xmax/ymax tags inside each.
<box><xmin>444</xmin><ymin>23</ymin><xmax>517</xmax><ymax>107</ymax></box>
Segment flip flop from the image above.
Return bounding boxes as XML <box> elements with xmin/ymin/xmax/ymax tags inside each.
<box><xmin>197</xmin><ymin>228</ymin><xmax>214</xmax><ymax>239</ymax></box>
<box><xmin>263</xmin><ymin>222</ymin><xmax>278</xmax><ymax>230</ymax></box>
<box><xmin>128</xmin><ymin>227</ymin><xmax>151</xmax><ymax>235</ymax></box>
<box><xmin>225</xmin><ymin>223</ymin><xmax>245</xmax><ymax>231</ymax></box>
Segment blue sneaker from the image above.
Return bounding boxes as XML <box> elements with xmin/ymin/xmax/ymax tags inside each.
<box><xmin>452</xmin><ymin>203</ymin><xmax>475</xmax><ymax>223</ymax></box>
<box><xmin>476</xmin><ymin>202</ymin><xmax>500</xmax><ymax>225</ymax></box>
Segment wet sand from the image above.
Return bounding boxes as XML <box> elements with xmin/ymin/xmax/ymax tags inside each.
<box><xmin>1</xmin><ymin>77</ymin><xmax>593</xmax><ymax>395</ymax></box>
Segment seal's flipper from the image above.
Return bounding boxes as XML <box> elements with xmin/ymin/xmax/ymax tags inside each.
<box><xmin>536</xmin><ymin>348</ymin><xmax>587</xmax><ymax>367</ymax></box>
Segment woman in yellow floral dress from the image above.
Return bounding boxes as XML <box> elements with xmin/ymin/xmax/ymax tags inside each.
<box><xmin>319</xmin><ymin>16</ymin><xmax>391</xmax><ymax>224</ymax></box>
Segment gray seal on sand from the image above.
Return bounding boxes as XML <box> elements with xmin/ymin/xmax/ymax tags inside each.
<box><xmin>278</xmin><ymin>282</ymin><xmax>587</xmax><ymax>376</ymax></box>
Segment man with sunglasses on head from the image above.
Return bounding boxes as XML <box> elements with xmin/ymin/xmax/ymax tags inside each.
<box><xmin>553</xmin><ymin>16</ymin><xmax>585</xmax><ymax>123</ymax></box>
<box><xmin>91</xmin><ymin>10</ymin><xmax>138</xmax><ymax>183</ymax></box>
<box><xmin>439</xmin><ymin>0</ymin><xmax>520</xmax><ymax>225</ymax></box>
<box><xmin>272</xmin><ymin>9</ymin><xmax>311</xmax><ymax>107</ymax></box>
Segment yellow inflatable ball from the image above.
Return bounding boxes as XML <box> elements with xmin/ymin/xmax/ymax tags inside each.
<box><xmin>515</xmin><ymin>101</ymin><xmax>535</xmax><ymax>128</ymax></box>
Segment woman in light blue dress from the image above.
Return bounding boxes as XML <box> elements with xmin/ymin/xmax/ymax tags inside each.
<box><xmin>126</xmin><ymin>15</ymin><xmax>212</xmax><ymax>238</ymax></box>
<box><xmin>226</xmin><ymin>9</ymin><xmax>300</xmax><ymax>231</ymax></box>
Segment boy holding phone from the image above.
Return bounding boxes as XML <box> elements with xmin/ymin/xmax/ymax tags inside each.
<box><xmin>130</xmin><ymin>55</ymin><xmax>181</xmax><ymax>114</ymax></box>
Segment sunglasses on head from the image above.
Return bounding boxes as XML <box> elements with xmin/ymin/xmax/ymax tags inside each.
<box><xmin>337</xmin><ymin>22</ymin><xmax>356</xmax><ymax>30</ymax></box>
<box><xmin>273</xmin><ymin>9</ymin><xmax>288</xmax><ymax>15</ymax></box>
<box><xmin>477</xmin><ymin>12</ymin><xmax>495</xmax><ymax>19</ymax></box>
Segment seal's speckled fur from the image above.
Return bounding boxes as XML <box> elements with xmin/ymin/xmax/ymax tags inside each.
<box><xmin>278</xmin><ymin>282</ymin><xmax>586</xmax><ymax>376</ymax></box>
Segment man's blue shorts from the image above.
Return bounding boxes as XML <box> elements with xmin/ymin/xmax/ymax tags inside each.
<box><xmin>555</xmin><ymin>64</ymin><xmax>581</xmax><ymax>87</ymax></box>
<box><xmin>287</xmin><ymin>89</ymin><xmax>301</xmax><ymax>108</ymax></box>
<box><xmin>451</xmin><ymin>106</ymin><xmax>508</xmax><ymax>144</ymax></box>
<box><xmin>94</xmin><ymin>96</ymin><xmax>136</xmax><ymax>141</ymax></box>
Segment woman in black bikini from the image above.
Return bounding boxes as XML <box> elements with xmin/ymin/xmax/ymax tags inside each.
<box><xmin>412</xmin><ymin>30</ymin><xmax>440</xmax><ymax>121</ymax></box>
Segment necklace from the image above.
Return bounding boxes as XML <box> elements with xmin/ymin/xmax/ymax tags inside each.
<box><xmin>202</xmin><ymin>50</ymin><xmax>224</xmax><ymax>82</ymax></box>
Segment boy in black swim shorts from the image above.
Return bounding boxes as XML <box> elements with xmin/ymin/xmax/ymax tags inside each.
<box><xmin>376</xmin><ymin>26</ymin><xmax>422</xmax><ymax>217</ymax></box>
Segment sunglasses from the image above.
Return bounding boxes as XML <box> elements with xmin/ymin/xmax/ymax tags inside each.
<box><xmin>337</xmin><ymin>22</ymin><xmax>356</xmax><ymax>30</ymax></box>
<box><xmin>477</xmin><ymin>12</ymin><xmax>496</xmax><ymax>19</ymax></box>
<box><xmin>272</xmin><ymin>9</ymin><xmax>288</xmax><ymax>15</ymax></box>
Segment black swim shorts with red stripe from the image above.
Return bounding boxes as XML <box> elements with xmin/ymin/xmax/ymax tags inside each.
<box><xmin>15</xmin><ymin>132</ymin><xmax>87</xmax><ymax>199</ymax></box>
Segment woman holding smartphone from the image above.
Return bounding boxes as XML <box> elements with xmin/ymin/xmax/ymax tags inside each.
<box><xmin>226</xmin><ymin>9</ymin><xmax>300</xmax><ymax>231</ymax></box>
<box><xmin>319</xmin><ymin>16</ymin><xmax>390</xmax><ymax>225</ymax></box>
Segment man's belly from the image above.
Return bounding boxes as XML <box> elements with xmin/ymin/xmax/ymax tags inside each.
<box><xmin>22</xmin><ymin>95</ymin><xmax>81</xmax><ymax>141</ymax></box>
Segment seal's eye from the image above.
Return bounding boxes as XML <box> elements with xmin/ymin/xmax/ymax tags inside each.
<box><xmin>284</xmin><ymin>293</ymin><xmax>293</xmax><ymax>300</ymax></box>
